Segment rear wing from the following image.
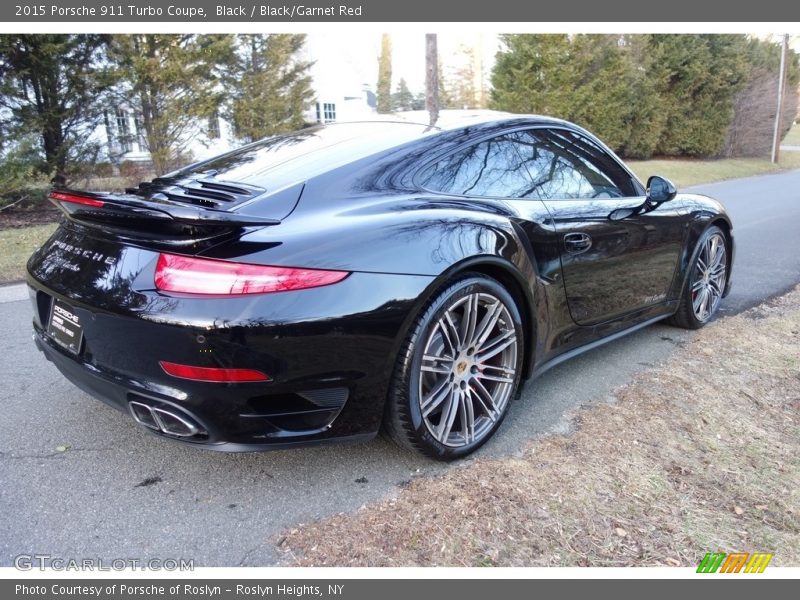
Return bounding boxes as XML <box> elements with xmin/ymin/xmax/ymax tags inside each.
<box><xmin>49</xmin><ymin>190</ymin><xmax>280</xmax><ymax>228</ymax></box>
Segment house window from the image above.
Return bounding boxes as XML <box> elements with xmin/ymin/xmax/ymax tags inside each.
<box><xmin>315</xmin><ymin>102</ymin><xmax>336</xmax><ymax>123</ymax></box>
<box><xmin>208</xmin><ymin>111</ymin><xmax>220</xmax><ymax>140</ymax></box>
<box><xmin>133</xmin><ymin>113</ymin><xmax>146</xmax><ymax>150</ymax></box>
<box><xmin>115</xmin><ymin>108</ymin><xmax>132</xmax><ymax>153</ymax></box>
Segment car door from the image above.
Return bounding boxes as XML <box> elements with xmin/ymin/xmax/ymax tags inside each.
<box><xmin>510</xmin><ymin>127</ymin><xmax>688</xmax><ymax>326</ymax></box>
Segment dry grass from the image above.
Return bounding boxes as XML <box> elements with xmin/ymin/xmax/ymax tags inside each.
<box><xmin>628</xmin><ymin>152</ymin><xmax>800</xmax><ymax>188</ymax></box>
<box><xmin>281</xmin><ymin>288</ymin><xmax>800</xmax><ymax>567</ymax></box>
<box><xmin>82</xmin><ymin>174</ymin><xmax>155</xmax><ymax>193</ymax></box>
<box><xmin>0</xmin><ymin>223</ymin><xmax>58</xmax><ymax>284</ymax></box>
<box><xmin>783</xmin><ymin>124</ymin><xmax>800</xmax><ymax>146</ymax></box>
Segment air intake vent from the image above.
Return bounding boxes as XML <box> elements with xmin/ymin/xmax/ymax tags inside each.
<box><xmin>127</xmin><ymin>174</ymin><xmax>265</xmax><ymax>209</ymax></box>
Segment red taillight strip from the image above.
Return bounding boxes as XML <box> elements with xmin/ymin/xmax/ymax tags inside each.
<box><xmin>159</xmin><ymin>361</ymin><xmax>270</xmax><ymax>383</ymax></box>
<box><xmin>49</xmin><ymin>191</ymin><xmax>105</xmax><ymax>207</ymax></box>
<box><xmin>154</xmin><ymin>253</ymin><xmax>350</xmax><ymax>296</ymax></box>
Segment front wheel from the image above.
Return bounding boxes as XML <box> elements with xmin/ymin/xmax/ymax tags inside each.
<box><xmin>385</xmin><ymin>274</ymin><xmax>524</xmax><ymax>460</ymax></box>
<box><xmin>669</xmin><ymin>225</ymin><xmax>728</xmax><ymax>329</ymax></box>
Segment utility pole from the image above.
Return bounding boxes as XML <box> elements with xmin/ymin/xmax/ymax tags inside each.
<box><xmin>425</xmin><ymin>34</ymin><xmax>439</xmax><ymax>127</ymax></box>
<box><xmin>771</xmin><ymin>33</ymin><xmax>789</xmax><ymax>164</ymax></box>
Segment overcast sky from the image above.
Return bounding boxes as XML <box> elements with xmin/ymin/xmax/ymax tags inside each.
<box><xmin>304</xmin><ymin>32</ymin><xmax>501</xmax><ymax>95</ymax></box>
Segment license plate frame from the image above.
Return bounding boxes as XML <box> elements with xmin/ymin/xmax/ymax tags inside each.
<box><xmin>47</xmin><ymin>298</ymin><xmax>84</xmax><ymax>355</ymax></box>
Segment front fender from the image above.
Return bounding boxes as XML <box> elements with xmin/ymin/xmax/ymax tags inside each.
<box><xmin>674</xmin><ymin>193</ymin><xmax>735</xmax><ymax>299</ymax></box>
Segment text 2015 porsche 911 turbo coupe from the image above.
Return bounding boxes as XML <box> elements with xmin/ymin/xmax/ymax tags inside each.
<box><xmin>27</xmin><ymin>113</ymin><xmax>733</xmax><ymax>459</ymax></box>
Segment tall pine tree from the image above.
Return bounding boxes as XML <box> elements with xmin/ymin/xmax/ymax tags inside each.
<box><xmin>227</xmin><ymin>34</ymin><xmax>314</xmax><ymax>143</ymax></box>
<box><xmin>108</xmin><ymin>34</ymin><xmax>235</xmax><ymax>174</ymax></box>
<box><xmin>0</xmin><ymin>34</ymin><xmax>111</xmax><ymax>183</ymax></box>
<box><xmin>490</xmin><ymin>34</ymin><xmax>575</xmax><ymax>117</ymax></box>
<box><xmin>651</xmin><ymin>35</ymin><xmax>750</xmax><ymax>156</ymax></box>
<box><xmin>377</xmin><ymin>34</ymin><xmax>393</xmax><ymax>114</ymax></box>
<box><xmin>392</xmin><ymin>78</ymin><xmax>414</xmax><ymax>111</ymax></box>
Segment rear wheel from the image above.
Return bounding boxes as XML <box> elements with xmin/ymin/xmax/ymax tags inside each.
<box><xmin>385</xmin><ymin>275</ymin><xmax>524</xmax><ymax>460</ymax></box>
<box><xmin>670</xmin><ymin>225</ymin><xmax>728</xmax><ymax>329</ymax></box>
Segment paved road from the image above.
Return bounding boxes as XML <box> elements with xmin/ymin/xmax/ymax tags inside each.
<box><xmin>1</xmin><ymin>170</ymin><xmax>798</xmax><ymax>567</ymax></box>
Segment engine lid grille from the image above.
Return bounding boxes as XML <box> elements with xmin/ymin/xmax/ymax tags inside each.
<box><xmin>127</xmin><ymin>173</ymin><xmax>265</xmax><ymax>209</ymax></box>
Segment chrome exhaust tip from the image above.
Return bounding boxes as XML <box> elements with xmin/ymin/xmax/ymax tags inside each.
<box><xmin>129</xmin><ymin>400</ymin><xmax>203</xmax><ymax>438</ymax></box>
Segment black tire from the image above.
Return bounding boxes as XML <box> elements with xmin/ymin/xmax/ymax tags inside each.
<box><xmin>669</xmin><ymin>225</ymin><xmax>729</xmax><ymax>330</ymax></box>
<box><xmin>385</xmin><ymin>274</ymin><xmax>524</xmax><ymax>460</ymax></box>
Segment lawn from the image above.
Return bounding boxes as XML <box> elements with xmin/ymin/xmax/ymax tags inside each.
<box><xmin>783</xmin><ymin>123</ymin><xmax>800</xmax><ymax>146</ymax></box>
<box><xmin>628</xmin><ymin>151</ymin><xmax>800</xmax><ymax>188</ymax></box>
<box><xmin>0</xmin><ymin>223</ymin><xmax>58</xmax><ymax>283</ymax></box>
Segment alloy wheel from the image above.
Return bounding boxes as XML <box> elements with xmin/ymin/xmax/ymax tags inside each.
<box><xmin>418</xmin><ymin>292</ymin><xmax>518</xmax><ymax>448</ymax></box>
<box><xmin>691</xmin><ymin>232</ymin><xmax>727</xmax><ymax>322</ymax></box>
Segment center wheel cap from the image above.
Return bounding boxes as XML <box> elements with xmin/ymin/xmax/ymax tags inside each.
<box><xmin>456</xmin><ymin>361</ymin><xmax>468</xmax><ymax>375</ymax></box>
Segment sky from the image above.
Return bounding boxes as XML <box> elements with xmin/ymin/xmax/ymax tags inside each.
<box><xmin>304</xmin><ymin>32</ymin><xmax>501</xmax><ymax>96</ymax></box>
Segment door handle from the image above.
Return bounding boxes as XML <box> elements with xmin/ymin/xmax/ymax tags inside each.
<box><xmin>564</xmin><ymin>232</ymin><xmax>592</xmax><ymax>254</ymax></box>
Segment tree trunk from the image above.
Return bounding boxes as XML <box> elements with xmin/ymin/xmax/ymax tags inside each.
<box><xmin>425</xmin><ymin>34</ymin><xmax>440</xmax><ymax>127</ymax></box>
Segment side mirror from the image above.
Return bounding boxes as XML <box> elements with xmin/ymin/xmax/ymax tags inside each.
<box><xmin>646</xmin><ymin>175</ymin><xmax>677</xmax><ymax>204</ymax></box>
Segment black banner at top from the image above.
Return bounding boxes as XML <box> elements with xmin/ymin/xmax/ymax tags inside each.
<box><xmin>2</xmin><ymin>0</ymin><xmax>799</xmax><ymax>22</ymax></box>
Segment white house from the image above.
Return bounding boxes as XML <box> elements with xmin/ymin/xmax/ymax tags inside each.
<box><xmin>97</xmin><ymin>105</ymin><xmax>238</xmax><ymax>166</ymax></box>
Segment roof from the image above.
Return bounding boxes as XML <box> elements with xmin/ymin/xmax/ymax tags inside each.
<box><xmin>169</xmin><ymin>112</ymin><xmax>575</xmax><ymax>193</ymax></box>
<box><xmin>340</xmin><ymin>109</ymin><xmax>568</xmax><ymax>131</ymax></box>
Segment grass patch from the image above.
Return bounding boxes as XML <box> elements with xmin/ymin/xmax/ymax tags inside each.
<box><xmin>0</xmin><ymin>223</ymin><xmax>58</xmax><ymax>284</ymax></box>
<box><xmin>281</xmin><ymin>287</ymin><xmax>800</xmax><ymax>567</ymax></box>
<box><xmin>783</xmin><ymin>124</ymin><xmax>800</xmax><ymax>146</ymax></box>
<box><xmin>628</xmin><ymin>152</ymin><xmax>800</xmax><ymax>188</ymax></box>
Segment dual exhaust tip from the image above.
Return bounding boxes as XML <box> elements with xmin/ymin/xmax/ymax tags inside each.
<box><xmin>129</xmin><ymin>400</ymin><xmax>206</xmax><ymax>439</ymax></box>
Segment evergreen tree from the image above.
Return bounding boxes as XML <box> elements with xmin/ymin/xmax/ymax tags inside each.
<box><xmin>437</xmin><ymin>56</ymin><xmax>453</xmax><ymax>109</ymax></box>
<box><xmin>227</xmin><ymin>34</ymin><xmax>314</xmax><ymax>143</ymax></box>
<box><xmin>490</xmin><ymin>33</ymin><xmax>762</xmax><ymax>158</ymax></box>
<box><xmin>392</xmin><ymin>78</ymin><xmax>415</xmax><ymax>111</ymax></box>
<box><xmin>651</xmin><ymin>34</ymin><xmax>750</xmax><ymax>156</ymax></box>
<box><xmin>568</xmin><ymin>35</ymin><xmax>634</xmax><ymax>151</ymax></box>
<box><xmin>377</xmin><ymin>34</ymin><xmax>393</xmax><ymax>113</ymax></box>
<box><xmin>619</xmin><ymin>35</ymin><xmax>669</xmax><ymax>158</ymax></box>
<box><xmin>490</xmin><ymin>34</ymin><xmax>575</xmax><ymax>117</ymax></box>
<box><xmin>107</xmin><ymin>34</ymin><xmax>235</xmax><ymax>175</ymax></box>
<box><xmin>0</xmin><ymin>34</ymin><xmax>111</xmax><ymax>183</ymax></box>
<box><xmin>447</xmin><ymin>44</ymin><xmax>480</xmax><ymax>109</ymax></box>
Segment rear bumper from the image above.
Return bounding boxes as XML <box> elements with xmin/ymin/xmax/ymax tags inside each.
<box><xmin>28</xmin><ymin>270</ymin><xmax>435</xmax><ymax>451</ymax></box>
<box><xmin>33</xmin><ymin>325</ymin><xmax>376</xmax><ymax>451</ymax></box>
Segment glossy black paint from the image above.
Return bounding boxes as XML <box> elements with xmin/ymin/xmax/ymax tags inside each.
<box><xmin>26</xmin><ymin>115</ymin><xmax>734</xmax><ymax>450</ymax></box>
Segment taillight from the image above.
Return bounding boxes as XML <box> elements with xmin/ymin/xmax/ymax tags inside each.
<box><xmin>49</xmin><ymin>191</ymin><xmax>105</xmax><ymax>207</ymax></box>
<box><xmin>159</xmin><ymin>361</ymin><xmax>270</xmax><ymax>383</ymax></box>
<box><xmin>154</xmin><ymin>253</ymin><xmax>350</xmax><ymax>295</ymax></box>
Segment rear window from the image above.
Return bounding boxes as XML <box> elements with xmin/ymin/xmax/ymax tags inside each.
<box><xmin>170</xmin><ymin>122</ymin><xmax>433</xmax><ymax>191</ymax></box>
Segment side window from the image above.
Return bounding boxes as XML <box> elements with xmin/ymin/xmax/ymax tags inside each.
<box><xmin>512</xmin><ymin>129</ymin><xmax>638</xmax><ymax>199</ymax></box>
<box><xmin>417</xmin><ymin>134</ymin><xmax>539</xmax><ymax>199</ymax></box>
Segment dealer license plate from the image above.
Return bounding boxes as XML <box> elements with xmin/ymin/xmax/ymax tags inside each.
<box><xmin>47</xmin><ymin>299</ymin><xmax>83</xmax><ymax>354</ymax></box>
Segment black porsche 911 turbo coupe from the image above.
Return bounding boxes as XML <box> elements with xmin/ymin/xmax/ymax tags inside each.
<box><xmin>27</xmin><ymin>113</ymin><xmax>733</xmax><ymax>459</ymax></box>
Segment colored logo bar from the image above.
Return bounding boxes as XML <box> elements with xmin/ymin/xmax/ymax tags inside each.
<box><xmin>697</xmin><ymin>552</ymin><xmax>773</xmax><ymax>573</ymax></box>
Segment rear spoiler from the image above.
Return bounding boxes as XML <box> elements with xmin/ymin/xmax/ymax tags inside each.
<box><xmin>49</xmin><ymin>189</ymin><xmax>280</xmax><ymax>227</ymax></box>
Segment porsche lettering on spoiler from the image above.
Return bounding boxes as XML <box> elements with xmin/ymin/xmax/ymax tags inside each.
<box><xmin>51</xmin><ymin>240</ymin><xmax>117</xmax><ymax>265</ymax></box>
